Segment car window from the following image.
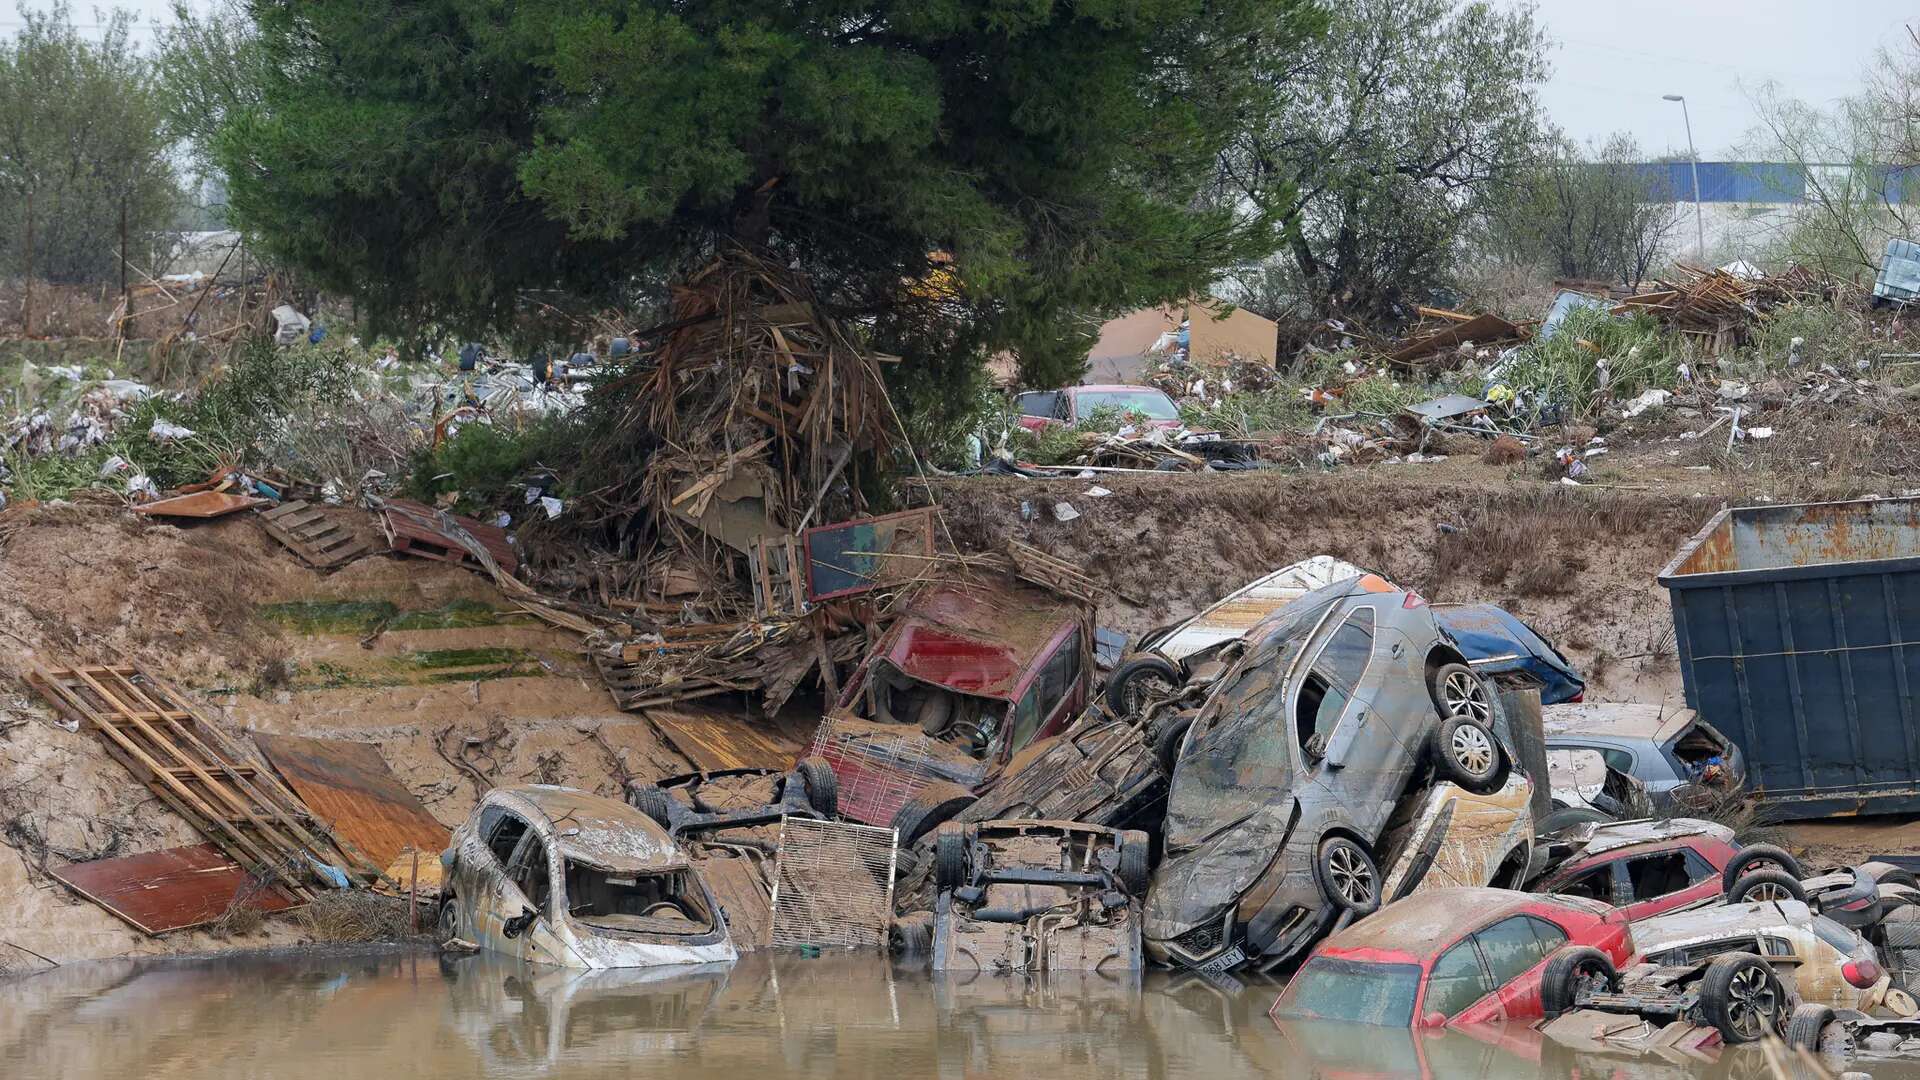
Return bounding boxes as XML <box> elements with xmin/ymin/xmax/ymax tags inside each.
<box><xmin>1528</xmin><ymin>916</ymin><xmax>1571</xmax><ymax>956</ymax></box>
<box><xmin>1014</xmin><ymin>391</ymin><xmax>1059</xmax><ymax>418</ymax></box>
<box><xmin>1276</xmin><ymin>957</ymin><xmax>1422</xmax><ymax>1027</ymax></box>
<box><xmin>1010</xmin><ymin>630</ymin><xmax>1078</xmax><ymax>755</ymax></box>
<box><xmin>1812</xmin><ymin>915</ymin><xmax>1862</xmax><ymax>953</ymax></box>
<box><xmin>1071</xmin><ymin>388</ymin><xmax>1180</xmax><ymax>420</ymax></box>
<box><xmin>1625</xmin><ymin>851</ymin><xmax>1695</xmax><ymax>901</ymax></box>
<box><xmin>1649</xmin><ymin>936</ymin><xmax>1766</xmax><ymax>966</ymax></box>
<box><xmin>1473</xmin><ymin>917</ymin><xmax>1554</xmax><ymax>986</ymax></box>
<box><xmin>1680</xmin><ymin>847</ymin><xmax>1718</xmax><ymax>884</ymax></box>
<box><xmin>1762</xmin><ymin>935</ymin><xmax>1795</xmax><ymax>958</ymax></box>
<box><xmin>1425</xmin><ymin>938</ymin><xmax>1495</xmax><ymax>1018</ymax></box>
<box><xmin>1554</xmin><ymin>863</ymin><xmax>1615</xmax><ymax>903</ymax></box>
<box><xmin>485</xmin><ymin>808</ymin><xmax>531</xmax><ymax>868</ymax></box>
<box><xmin>1295</xmin><ymin>608</ymin><xmax>1374</xmax><ymax>753</ymax></box>
<box><xmin>508</xmin><ymin>831</ymin><xmax>552</xmax><ymax>912</ymax></box>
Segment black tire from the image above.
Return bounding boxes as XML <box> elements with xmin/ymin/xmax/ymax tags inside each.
<box><xmin>1105</xmin><ymin>655</ymin><xmax>1184</xmax><ymax>719</ymax></box>
<box><xmin>794</xmin><ymin>756</ymin><xmax>839</xmax><ymax>818</ymax></box>
<box><xmin>1153</xmin><ymin>715</ymin><xmax>1194</xmax><ymax>774</ymax></box>
<box><xmin>1429</xmin><ymin>662</ymin><xmax>1497</xmax><ymax>728</ymax></box>
<box><xmin>1881</xmin><ymin>918</ymin><xmax>1920</xmax><ymax>948</ymax></box>
<box><xmin>1722</xmin><ymin>844</ymin><xmax>1805</xmax><ymax>892</ymax></box>
<box><xmin>1432</xmin><ymin>716</ymin><xmax>1503</xmax><ymax>794</ymax></box>
<box><xmin>890</xmin><ymin>781</ymin><xmax>977</xmax><ymax>846</ymax></box>
<box><xmin>1698</xmin><ymin>952</ymin><xmax>1786</xmax><ymax>1044</ymax></box>
<box><xmin>1314</xmin><ymin>836</ymin><xmax>1381</xmax><ymax>916</ymax></box>
<box><xmin>932</xmin><ymin>823</ymin><xmax>969</xmax><ymax>890</ymax></box>
<box><xmin>1539</xmin><ymin>946</ymin><xmax>1619</xmax><ymax>1019</ymax></box>
<box><xmin>1537</xmin><ymin>806</ymin><xmax>1611</xmax><ymax>835</ymax></box>
<box><xmin>1727</xmin><ymin>868</ymin><xmax>1809</xmax><ymax>904</ymax></box>
<box><xmin>627</xmin><ymin>784</ymin><xmax>673</xmax><ymax>829</ymax></box>
<box><xmin>1865</xmin><ymin>861</ymin><xmax>1920</xmax><ymax>891</ymax></box>
<box><xmin>1117</xmin><ymin>829</ymin><xmax>1151</xmax><ymax>896</ymax></box>
<box><xmin>891</xmin><ymin>910</ymin><xmax>935</xmax><ymax>955</ymax></box>
<box><xmin>436</xmin><ymin>898</ymin><xmax>460</xmax><ymax>941</ymax></box>
<box><xmin>1787</xmin><ymin>1003</ymin><xmax>1836</xmax><ymax>1050</ymax></box>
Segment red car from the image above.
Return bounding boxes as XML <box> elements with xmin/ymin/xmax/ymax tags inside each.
<box><xmin>1270</xmin><ymin>888</ymin><xmax>1633</xmax><ymax>1028</ymax></box>
<box><xmin>1526</xmin><ymin>819</ymin><xmax>1801</xmax><ymax>922</ymax></box>
<box><xmin>1013</xmin><ymin>384</ymin><xmax>1183</xmax><ymax>432</ymax></box>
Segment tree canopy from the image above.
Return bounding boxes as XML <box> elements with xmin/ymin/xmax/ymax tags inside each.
<box><xmin>207</xmin><ymin>0</ymin><xmax>1322</xmax><ymax>385</ymax></box>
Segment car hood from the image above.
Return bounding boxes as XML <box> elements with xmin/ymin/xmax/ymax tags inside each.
<box><xmin>1144</xmin><ymin>801</ymin><xmax>1296</xmax><ymax>937</ymax></box>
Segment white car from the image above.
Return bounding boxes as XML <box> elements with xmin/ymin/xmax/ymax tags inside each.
<box><xmin>1633</xmin><ymin>899</ymin><xmax>1918</xmax><ymax>1018</ymax></box>
<box><xmin>440</xmin><ymin>785</ymin><xmax>738</xmax><ymax>969</ymax></box>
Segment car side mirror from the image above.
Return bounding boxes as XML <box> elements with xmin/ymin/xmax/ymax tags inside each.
<box><xmin>1421</xmin><ymin>1011</ymin><xmax>1448</xmax><ymax>1030</ymax></box>
<box><xmin>503</xmin><ymin>906</ymin><xmax>539</xmax><ymax>939</ymax></box>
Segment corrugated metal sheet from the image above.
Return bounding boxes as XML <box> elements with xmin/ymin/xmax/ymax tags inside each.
<box><xmin>644</xmin><ymin>705</ymin><xmax>812</xmax><ymax>772</ymax></box>
<box><xmin>1631</xmin><ymin>162</ymin><xmax>1806</xmax><ymax>203</ymax></box>
<box><xmin>52</xmin><ymin>843</ymin><xmax>300</xmax><ymax>934</ymax></box>
<box><xmin>253</xmin><ymin>733</ymin><xmax>449</xmax><ymax>870</ymax></box>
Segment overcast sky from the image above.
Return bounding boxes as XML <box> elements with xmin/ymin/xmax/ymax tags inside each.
<box><xmin>8</xmin><ymin>0</ymin><xmax>1914</xmax><ymax>162</ymax></box>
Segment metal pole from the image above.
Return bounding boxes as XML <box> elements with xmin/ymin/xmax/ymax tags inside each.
<box><xmin>1666</xmin><ymin>94</ymin><xmax>1707</xmax><ymax>260</ymax></box>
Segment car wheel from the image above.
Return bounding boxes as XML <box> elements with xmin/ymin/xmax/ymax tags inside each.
<box><xmin>890</xmin><ymin>781</ymin><xmax>977</xmax><ymax>846</ymax></box>
<box><xmin>1429</xmin><ymin>662</ymin><xmax>1496</xmax><ymax>727</ymax></box>
<box><xmin>1721</xmin><ymin>844</ymin><xmax>1805</xmax><ymax>892</ymax></box>
<box><xmin>794</xmin><ymin>756</ymin><xmax>839</xmax><ymax>818</ymax></box>
<box><xmin>1864</xmin><ymin>861</ymin><xmax>1920</xmax><ymax>892</ymax></box>
<box><xmin>1314</xmin><ymin>836</ymin><xmax>1381</xmax><ymax>915</ymax></box>
<box><xmin>627</xmin><ymin>784</ymin><xmax>673</xmax><ymax>829</ymax></box>
<box><xmin>932</xmin><ymin>823</ymin><xmax>969</xmax><ymax>890</ymax></box>
<box><xmin>1540</xmin><ymin>946</ymin><xmax>1619</xmax><ymax>1018</ymax></box>
<box><xmin>436</xmin><ymin>897</ymin><xmax>461</xmax><ymax>941</ymax></box>
<box><xmin>1432</xmin><ymin>716</ymin><xmax>1503</xmax><ymax>793</ymax></box>
<box><xmin>1536</xmin><ymin>806</ymin><xmax>1611</xmax><ymax>835</ymax></box>
<box><xmin>1117</xmin><ymin>830</ymin><xmax>1152</xmax><ymax>897</ymax></box>
<box><xmin>1786</xmin><ymin>1003</ymin><xmax>1835</xmax><ymax>1050</ymax></box>
<box><xmin>1152</xmin><ymin>714</ymin><xmax>1194</xmax><ymax>774</ymax></box>
<box><xmin>1726</xmin><ymin>868</ymin><xmax>1808</xmax><ymax>904</ymax></box>
<box><xmin>1698</xmin><ymin>952</ymin><xmax>1786</xmax><ymax>1044</ymax></box>
<box><xmin>1105</xmin><ymin>655</ymin><xmax>1184</xmax><ymax>720</ymax></box>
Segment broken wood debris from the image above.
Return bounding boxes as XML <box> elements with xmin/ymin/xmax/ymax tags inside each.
<box><xmin>257</xmin><ymin>500</ymin><xmax>372</xmax><ymax>569</ymax></box>
<box><xmin>380</xmin><ymin>497</ymin><xmax>518</xmax><ymax>575</ymax></box>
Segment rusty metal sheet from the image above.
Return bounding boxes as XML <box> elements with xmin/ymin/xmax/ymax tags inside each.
<box><xmin>644</xmin><ymin>704</ymin><xmax>812</xmax><ymax>772</ymax></box>
<box><xmin>380</xmin><ymin>497</ymin><xmax>519</xmax><ymax>575</ymax></box>
<box><xmin>51</xmin><ymin>843</ymin><xmax>300</xmax><ymax>935</ymax></box>
<box><xmin>133</xmin><ymin>491</ymin><xmax>269</xmax><ymax>518</ymax></box>
<box><xmin>253</xmin><ymin>733</ymin><xmax>449</xmax><ymax>871</ymax></box>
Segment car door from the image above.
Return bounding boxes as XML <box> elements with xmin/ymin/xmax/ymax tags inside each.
<box><xmin>1618</xmin><ymin>845</ymin><xmax>1721</xmax><ymax>920</ymax></box>
<box><xmin>1296</xmin><ymin>606</ymin><xmax>1384</xmax><ymax>768</ymax></box>
<box><xmin>1432</xmin><ymin>915</ymin><xmax>1568</xmax><ymax>1025</ymax></box>
<box><xmin>469</xmin><ymin>808</ymin><xmax>577</xmax><ymax>965</ymax></box>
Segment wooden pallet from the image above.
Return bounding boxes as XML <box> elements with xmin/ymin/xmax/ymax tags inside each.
<box><xmin>592</xmin><ymin>653</ymin><xmax>743</xmax><ymax>712</ymax></box>
<box><xmin>27</xmin><ymin>664</ymin><xmax>375</xmax><ymax>900</ymax></box>
<box><xmin>380</xmin><ymin>498</ymin><xmax>518</xmax><ymax>575</ymax></box>
<box><xmin>258</xmin><ymin>501</ymin><xmax>372</xmax><ymax>569</ymax></box>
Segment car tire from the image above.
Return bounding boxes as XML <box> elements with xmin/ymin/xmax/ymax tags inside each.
<box><xmin>1786</xmin><ymin>1003</ymin><xmax>1835</xmax><ymax>1050</ymax></box>
<box><xmin>1865</xmin><ymin>861</ymin><xmax>1920</xmax><ymax>892</ymax></box>
<box><xmin>1727</xmin><ymin>868</ymin><xmax>1808</xmax><ymax>904</ymax></box>
<box><xmin>1314</xmin><ymin>836</ymin><xmax>1381</xmax><ymax>916</ymax></box>
<box><xmin>627</xmin><ymin>784</ymin><xmax>674</xmax><ymax>829</ymax></box>
<box><xmin>890</xmin><ymin>781</ymin><xmax>977</xmax><ymax>846</ymax></box>
<box><xmin>1429</xmin><ymin>662</ymin><xmax>1497</xmax><ymax>727</ymax></box>
<box><xmin>1105</xmin><ymin>655</ymin><xmax>1184</xmax><ymax>720</ymax></box>
<box><xmin>1432</xmin><ymin>716</ymin><xmax>1504</xmax><ymax>794</ymax></box>
<box><xmin>1698</xmin><ymin>952</ymin><xmax>1786</xmax><ymax>1044</ymax></box>
<box><xmin>1540</xmin><ymin>946</ymin><xmax>1619</xmax><ymax>1019</ymax></box>
<box><xmin>1153</xmin><ymin>715</ymin><xmax>1194</xmax><ymax>774</ymax></box>
<box><xmin>1117</xmin><ymin>830</ymin><xmax>1152</xmax><ymax>897</ymax></box>
<box><xmin>1721</xmin><ymin>844</ymin><xmax>1805</xmax><ymax>892</ymax></box>
<box><xmin>794</xmin><ymin>756</ymin><xmax>839</xmax><ymax>818</ymax></box>
<box><xmin>436</xmin><ymin>897</ymin><xmax>461</xmax><ymax>941</ymax></box>
<box><xmin>932</xmin><ymin>823</ymin><xmax>969</xmax><ymax>890</ymax></box>
<box><xmin>1537</xmin><ymin>806</ymin><xmax>1611</xmax><ymax>835</ymax></box>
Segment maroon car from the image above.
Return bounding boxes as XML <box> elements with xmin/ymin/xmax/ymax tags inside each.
<box><xmin>809</xmin><ymin>582</ymin><xmax>1093</xmax><ymax>839</ymax></box>
<box><xmin>1527</xmin><ymin>819</ymin><xmax>1803</xmax><ymax>921</ymax></box>
<box><xmin>1014</xmin><ymin>384</ymin><xmax>1183</xmax><ymax>432</ymax></box>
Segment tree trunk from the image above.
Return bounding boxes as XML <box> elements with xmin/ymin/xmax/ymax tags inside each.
<box><xmin>22</xmin><ymin>189</ymin><xmax>33</xmax><ymax>337</ymax></box>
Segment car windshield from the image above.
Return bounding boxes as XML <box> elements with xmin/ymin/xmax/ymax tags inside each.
<box><xmin>1074</xmin><ymin>388</ymin><xmax>1179</xmax><ymax>420</ymax></box>
<box><xmin>1275</xmin><ymin>956</ymin><xmax>1422</xmax><ymax>1027</ymax></box>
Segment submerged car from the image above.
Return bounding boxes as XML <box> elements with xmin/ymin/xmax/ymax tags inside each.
<box><xmin>1270</xmin><ymin>888</ymin><xmax>1632</xmax><ymax>1027</ymax></box>
<box><xmin>1142</xmin><ymin>574</ymin><xmax>1521</xmax><ymax>973</ymax></box>
<box><xmin>1542</xmin><ymin>703</ymin><xmax>1744</xmax><ymax>811</ymax></box>
<box><xmin>440</xmin><ymin>785</ymin><xmax>737</xmax><ymax>969</ymax></box>
<box><xmin>928</xmin><ymin>819</ymin><xmax>1147</xmax><ymax>974</ymax></box>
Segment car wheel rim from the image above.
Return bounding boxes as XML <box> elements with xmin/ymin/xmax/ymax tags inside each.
<box><xmin>1450</xmin><ymin>723</ymin><xmax>1495</xmax><ymax>776</ymax></box>
<box><xmin>1328</xmin><ymin>845</ymin><xmax>1374</xmax><ymax>905</ymax></box>
<box><xmin>1749</xmin><ymin>882</ymin><xmax>1793</xmax><ymax>902</ymax></box>
<box><xmin>1727</xmin><ymin>966</ymin><xmax>1778</xmax><ymax>1039</ymax></box>
<box><xmin>1443</xmin><ymin>671</ymin><xmax>1491</xmax><ymax>723</ymax></box>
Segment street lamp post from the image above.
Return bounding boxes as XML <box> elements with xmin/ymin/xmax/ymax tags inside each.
<box><xmin>1663</xmin><ymin>94</ymin><xmax>1706</xmax><ymax>260</ymax></box>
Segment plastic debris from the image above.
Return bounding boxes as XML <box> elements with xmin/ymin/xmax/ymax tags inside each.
<box><xmin>1085</xmin><ymin>486</ymin><xmax>1113</xmax><ymax>498</ymax></box>
<box><xmin>149</xmin><ymin>419</ymin><xmax>196</xmax><ymax>442</ymax></box>
<box><xmin>1052</xmin><ymin>501</ymin><xmax>1081</xmax><ymax>523</ymax></box>
<box><xmin>271</xmin><ymin>305</ymin><xmax>312</xmax><ymax>346</ymax></box>
<box><xmin>1620</xmin><ymin>388</ymin><xmax>1671</xmax><ymax>419</ymax></box>
<box><xmin>540</xmin><ymin>496</ymin><xmax>564</xmax><ymax>519</ymax></box>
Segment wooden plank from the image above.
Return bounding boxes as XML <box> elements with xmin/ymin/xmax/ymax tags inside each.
<box><xmin>643</xmin><ymin>704</ymin><xmax>811</xmax><ymax>772</ymax></box>
<box><xmin>254</xmin><ymin>733</ymin><xmax>449</xmax><ymax>872</ymax></box>
<box><xmin>52</xmin><ymin>843</ymin><xmax>301</xmax><ymax>935</ymax></box>
<box><xmin>380</xmin><ymin>498</ymin><xmax>517</xmax><ymax>575</ymax></box>
<box><xmin>133</xmin><ymin>491</ymin><xmax>269</xmax><ymax>519</ymax></box>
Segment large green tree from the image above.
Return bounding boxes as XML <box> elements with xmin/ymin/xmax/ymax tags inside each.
<box><xmin>209</xmin><ymin>0</ymin><xmax>1321</xmax><ymax>386</ymax></box>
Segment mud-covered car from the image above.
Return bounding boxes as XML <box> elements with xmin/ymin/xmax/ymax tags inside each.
<box><xmin>1525</xmin><ymin>818</ymin><xmax>1803</xmax><ymax>921</ymax></box>
<box><xmin>440</xmin><ymin>785</ymin><xmax>737</xmax><ymax>969</ymax></box>
<box><xmin>624</xmin><ymin>761</ymin><xmax>837</xmax><ymax>840</ymax></box>
<box><xmin>1787</xmin><ymin>1005</ymin><xmax>1920</xmax><ymax>1061</ymax></box>
<box><xmin>927</xmin><ymin>819</ymin><xmax>1147</xmax><ymax>974</ymax></box>
<box><xmin>1270</xmin><ymin>888</ymin><xmax>1632</xmax><ymax>1027</ymax></box>
<box><xmin>1142</xmin><ymin>574</ymin><xmax>1521</xmax><ymax>973</ymax></box>
<box><xmin>811</xmin><ymin>582</ymin><xmax>1093</xmax><ymax>837</ymax></box>
<box><xmin>1542</xmin><ymin>703</ymin><xmax>1745</xmax><ymax>811</ymax></box>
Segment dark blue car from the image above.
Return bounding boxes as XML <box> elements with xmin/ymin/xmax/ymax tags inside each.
<box><xmin>1433</xmin><ymin>604</ymin><xmax>1585</xmax><ymax>705</ymax></box>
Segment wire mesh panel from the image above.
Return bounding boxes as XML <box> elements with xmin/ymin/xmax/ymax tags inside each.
<box><xmin>769</xmin><ymin>815</ymin><xmax>898</xmax><ymax>950</ymax></box>
<box><xmin>807</xmin><ymin>714</ymin><xmax>946</xmax><ymax>827</ymax></box>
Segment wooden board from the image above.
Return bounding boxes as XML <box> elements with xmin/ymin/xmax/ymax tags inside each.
<box><xmin>380</xmin><ymin>498</ymin><xmax>518</xmax><ymax>575</ymax></box>
<box><xmin>133</xmin><ymin>491</ymin><xmax>269</xmax><ymax>519</ymax></box>
<box><xmin>51</xmin><ymin>843</ymin><xmax>301</xmax><ymax>935</ymax></box>
<box><xmin>644</xmin><ymin>704</ymin><xmax>812</xmax><ymax>772</ymax></box>
<box><xmin>254</xmin><ymin>733</ymin><xmax>449</xmax><ymax>872</ymax></box>
<box><xmin>258</xmin><ymin>500</ymin><xmax>373</xmax><ymax>569</ymax></box>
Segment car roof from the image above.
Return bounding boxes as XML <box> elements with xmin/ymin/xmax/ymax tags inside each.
<box><xmin>491</xmin><ymin>785</ymin><xmax>685</xmax><ymax>872</ymax></box>
<box><xmin>1315</xmin><ymin>888</ymin><xmax>1590</xmax><ymax>964</ymax></box>
<box><xmin>1633</xmin><ymin>899</ymin><xmax>1816</xmax><ymax>953</ymax></box>
<box><xmin>1554</xmin><ymin>817</ymin><xmax>1736</xmax><ymax>859</ymax></box>
<box><xmin>1543</xmin><ymin>702</ymin><xmax>1697</xmax><ymax>743</ymax></box>
<box><xmin>886</xmin><ymin>584</ymin><xmax>1079</xmax><ymax>699</ymax></box>
<box><xmin>1073</xmin><ymin>383</ymin><xmax>1170</xmax><ymax>394</ymax></box>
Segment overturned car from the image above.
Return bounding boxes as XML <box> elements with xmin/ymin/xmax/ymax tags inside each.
<box><xmin>1142</xmin><ymin>574</ymin><xmax>1531</xmax><ymax>973</ymax></box>
<box><xmin>440</xmin><ymin>785</ymin><xmax>737</xmax><ymax>969</ymax></box>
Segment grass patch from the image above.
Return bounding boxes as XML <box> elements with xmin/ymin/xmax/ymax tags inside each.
<box><xmin>288</xmin><ymin>648</ymin><xmax>545</xmax><ymax>690</ymax></box>
<box><xmin>258</xmin><ymin>598</ymin><xmax>525</xmax><ymax>635</ymax></box>
<box><xmin>296</xmin><ymin>892</ymin><xmax>427</xmax><ymax>943</ymax></box>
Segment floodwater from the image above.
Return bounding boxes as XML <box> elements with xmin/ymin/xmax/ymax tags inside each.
<box><xmin>0</xmin><ymin>948</ymin><xmax>1912</xmax><ymax>1080</ymax></box>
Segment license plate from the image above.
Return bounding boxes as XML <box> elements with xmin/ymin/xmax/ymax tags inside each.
<box><xmin>1192</xmin><ymin>944</ymin><xmax>1246</xmax><ymax>974</ymax></box>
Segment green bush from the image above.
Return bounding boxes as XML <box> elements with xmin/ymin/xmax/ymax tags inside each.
<box><xmin>1494</xmin><ymin>306</ymin><xmax>1677</xmax><ymax>419</ymax></box>
<box><xmin>404</xmin><ymin>414</ymin><xmax>583</xmax><ymax>512</ymax></box>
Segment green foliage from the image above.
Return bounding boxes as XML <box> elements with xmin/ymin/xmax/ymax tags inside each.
<box><xmin>212</xmin><ymin>0</ymin><xmax>1322</xmax><ymax>387</ymax></box>
<box><xmin>1482</xmin><ymin>132</ymin><xmax>1683</xmax><ymax>288</ymax></box>
<box><xmin>404</xmin><ymin>414</ymin><xmax>583</xmax><ymax>513</ymax></box>
<box><xmin>0</xmin><ymin>3</ymin><xmax>181</xmax><ymax>284</ymax></box>
<box><xmin>1495</xmin><ymin>307</ymin><xmax>1677</xmax><ymax>419</ymax></box>
<box><xmin>1178</xmin><ymin>389</ymin><xmax>1313</xmax><ymax>434</ymax></box>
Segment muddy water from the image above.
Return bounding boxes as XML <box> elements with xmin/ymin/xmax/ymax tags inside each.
<box><xmin>0</xmin><ymin>949</ymin><xmax>1909</xmax><ymax>1080</ymax></box>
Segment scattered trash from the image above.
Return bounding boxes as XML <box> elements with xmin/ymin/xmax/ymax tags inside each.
<box><xmin>271</xmin><ymin>305</ymin><xmax>312</xmax><ymax>346</ymax></box>
<box><xmin>148</xmin><ymin>419</ymin><xmax>196</xmax><ymax>442</ymax></box>
<box><xmin>1085</xmin><ymin>485</ymin><xmax>1113</xmax><ymax>498</ymax></box>
<box><xmin>1052</xmin><ymin>501</ymin><xmax>1080</xmax><ymax>522</ymax></box>
<box><xmin>1620</xmin><ymin>388</ymin><xmax>1671</xmax><ymax>419</ymax></box>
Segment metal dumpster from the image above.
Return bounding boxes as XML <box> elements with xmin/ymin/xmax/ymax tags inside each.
<box><xmin>1659</xmin><ymin>498</ymin><xmax>1920</xmax><ymax>819</ymax></box>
